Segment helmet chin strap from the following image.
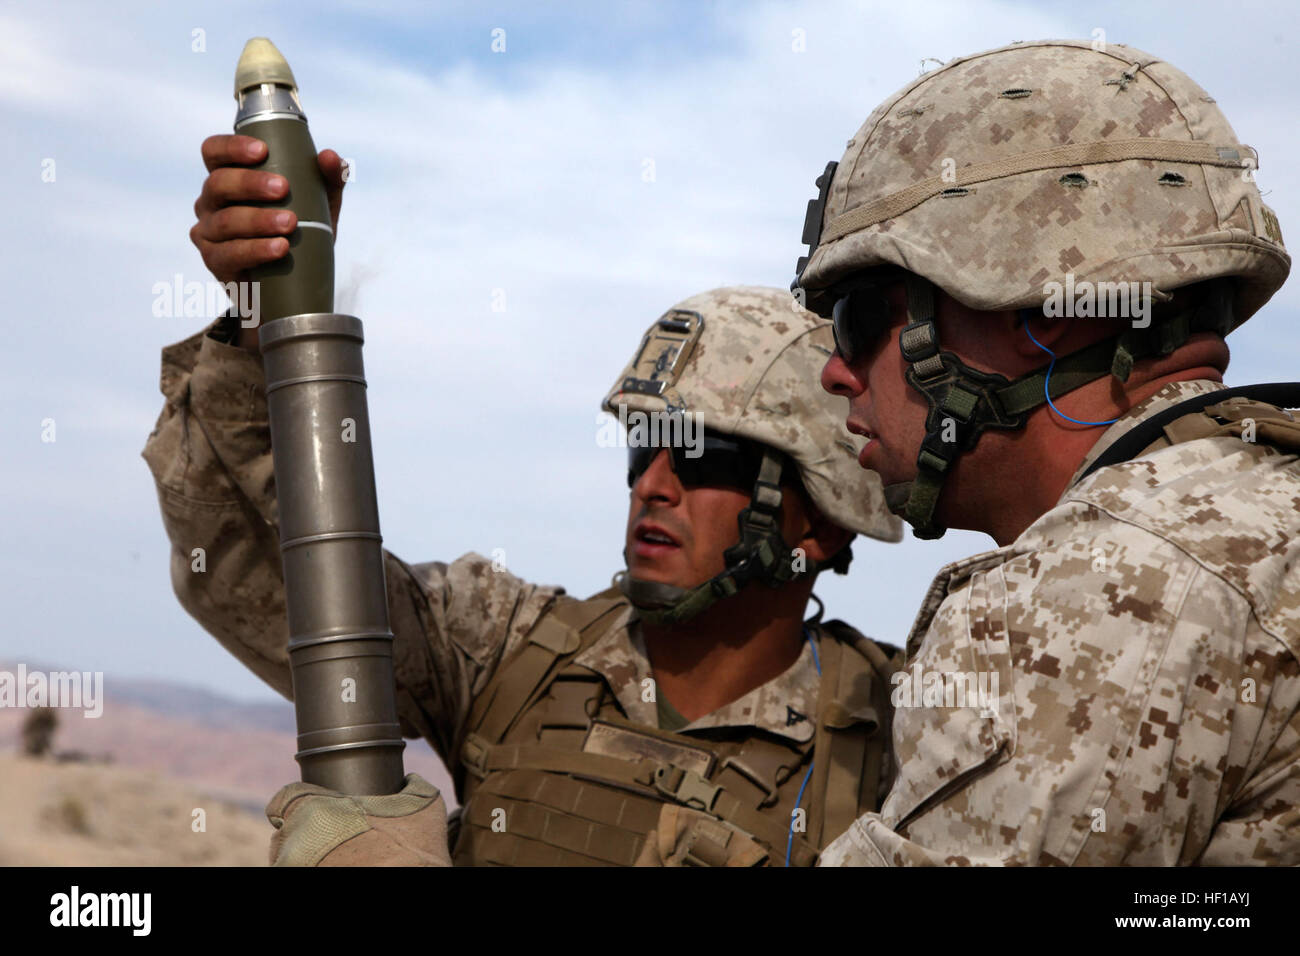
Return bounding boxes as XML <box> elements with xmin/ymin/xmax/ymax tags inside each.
<box><xmin>882</xmin><ymin>482</ymin><xmax>912</xmax><ymax>517</ymax></box>
<box><xmin>887</xmin><ymin>275</ymin><xmax>1235</xmax><ymax>539</ymax></box>
<box><xmin>618</xmin><ymin>449</ymin><xmax>850</xmax><ymax>627</ymax></box>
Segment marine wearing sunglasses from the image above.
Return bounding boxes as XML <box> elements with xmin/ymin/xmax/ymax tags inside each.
<box><xmin>626</xmin><ymin>429</ymin><xmax>794</xmax><ymax>491</ymax></box>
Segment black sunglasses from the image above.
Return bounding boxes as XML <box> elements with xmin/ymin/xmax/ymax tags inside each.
<box><xmin>830</xmin><ymin>284</ymin><xmax>894</xmax><ymax>366</ymax></box>
<box><xmin>627</xmin><ymin>431</ymin><xmax>784</xmax><ymax>491</ymax></box>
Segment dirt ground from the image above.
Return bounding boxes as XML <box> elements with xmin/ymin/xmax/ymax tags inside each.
<box><xmin>0</xmin><ymin>750</ymin><xmax>270</xmax><ymax>866</ymax></box>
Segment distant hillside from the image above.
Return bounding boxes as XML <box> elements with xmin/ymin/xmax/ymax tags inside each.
<box><xmin>0</xmin><ymin>660</ymin><xmax>457</xmax><ymax>814</ymax></box>
<box><xmin>87</xmin><ymin>672</ymin><xmax>299</xmax><ymax>734</ymax></box>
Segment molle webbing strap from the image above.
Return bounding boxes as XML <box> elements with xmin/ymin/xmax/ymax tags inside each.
<box><xmin>647</xmin><ymin>761</ymin><xmax>820</xmax><ymax>867</ymax></box>
<box><xmin>839</xmin><ymin>629</ymin><xmax>903</xmax><ymax>682</ymax></box>
<box><xmin>474</xmin><ymin>741</ymin><xmax>661</xmax><ymax>786</ymax></box>
<box><xmin>1160</xmin><ymin>397</ymin><xmax>1300</xmax><ymax>449</ymax></box>
<box><xmin>459</xmin><ymin>783</ymin><xmax>648</xmax><ymax>866</ymax></box>
<box><xmin>484</xmin><ymin>762</ymin><xmax>664</xmax><ymax>835</ymax></box>
<box><xmin>1078</xmin><ymin>383</ymin><xmax>1300</xmax><ymax>482</ymax></box>
<box><xmin>650</xmin><ymin>804</ymin><xmax>771</xmax><ymax>867</ymax></box>
<box><xmin>708</xmin><ymin>781</ymin><xmax>819</xmax><ymax>868</ymax></box>
<box><xmin>855</xmin><ymin>719</ymin><xmax>887</xmax><ymax>824</ymax></box>
<box><xmin>854</xmin><ymin>639</ymin><xmax>906</xmax><ymax>818</ymax></box>
<box><xmin>461</xmin><ymin>593</ymin><xmax>626</xmax><ymax>771</ymax></box>
<box><xmin>811</xmin><ymin>622</ymin><xmax>894</xmax><ymax>843</ymax></box>
<box><xmin>806</xmin><ymin>635</ymin><xmax>841</xmax><ymax>846</ymax></box>
<box><xmin>821</xmin><ymin>140</ymin><xmax>1255</xmax><ymax>243</ymax></box>
<box><xmin>473</xmin><ymin>740</ymin><xmax>821</xmax><ymax>866</ymax></box>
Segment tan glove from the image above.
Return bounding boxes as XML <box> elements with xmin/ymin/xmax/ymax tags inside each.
<box><xmin>634</xmin><ymin>804</ymin><xmax>769</xmax><ymax>867</ymax></box>
<box><xmin>266</xmin><ymin>772</ymin><xmax>451</xmax><ymax>867</ymax></box>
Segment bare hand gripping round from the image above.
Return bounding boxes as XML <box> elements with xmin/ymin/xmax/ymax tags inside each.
<box><xmin>234</xmin><ymin>37</ymin><xmax>405</xmax><ymax>795</ymax></box>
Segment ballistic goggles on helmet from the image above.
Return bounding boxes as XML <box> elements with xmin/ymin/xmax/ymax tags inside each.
<box><xmin>627</xmin><ymin>430</ymin><xmax>791</xmax><ymax>491</ymax></box>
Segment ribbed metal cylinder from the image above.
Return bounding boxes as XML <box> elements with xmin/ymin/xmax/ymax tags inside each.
<box><xmin>260</xmin><ymin>312</ymin><xmax>405</xmax><ymax>795</ymax></box>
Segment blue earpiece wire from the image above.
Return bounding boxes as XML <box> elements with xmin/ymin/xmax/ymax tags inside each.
<box><xmin>1022</xmin><ymin>321</ymin><xmax>1121</xmax><ymax>426</ymax></box>
<box><xmin>786</xmin><ymin>626</ymin><xmax>820</xmax><ymax>867</ymax></box>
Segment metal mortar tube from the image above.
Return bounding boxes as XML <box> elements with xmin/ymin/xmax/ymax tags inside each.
<box><xmin>259</xmin><ymin>314</ymin><xmax>405</xmax><ymax>795</ymax></box>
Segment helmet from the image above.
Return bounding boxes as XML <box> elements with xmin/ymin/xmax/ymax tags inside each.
<box><xmin>792</xmin><ymin>39</ymin><xmax>1290</xmax><ymax>538</ymax></box>
<box><xmin>602</xmin><ymin>285</ymin><xmax>902</xmax><ymax>624</ymax></box>
<box><xmin>795</xmin><ymin>38</ymin><xmax>1288</xmax><ymax>322</ymax></box>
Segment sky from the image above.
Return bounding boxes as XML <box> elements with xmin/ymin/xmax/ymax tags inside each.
<box><xmin>2</xmin><ymin>0</ymin><xmax>1298</xmax><ymax>706</ymax></box>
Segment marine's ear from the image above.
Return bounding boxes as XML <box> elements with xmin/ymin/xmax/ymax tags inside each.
<box><xmin>786</xmin><ymin>484</ymin><xmax>854</xmax><ymax>566</ymax></box>
<box><xmin>1011</xmin><ymin>308</ymin><xmax>1076</xmax><ymax>362</ymax></box>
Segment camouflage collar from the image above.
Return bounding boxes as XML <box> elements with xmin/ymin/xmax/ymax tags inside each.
<box><xmin>1065</xmin><ymin>378</ymin><xmax>1227</xmax><ymax>492</ymax></box>
<box><xmin>572</xmin><ymin>615</ymin><xmax>821</xmax><ymax>744</ymax></box>
<box><xmin>903</xmin><ymin>547</ymin><xmax>1011</xmax><ymax>659</ymax></box>
<box><xmin>672</xmin><ymin>631</ymin><xmax>820</xmax><ymax>744</ymax></box>
<box><xmin>905</xmin><ymin>382</ymin><xmax>1233</xmax><ymax>660</ymax></box>
<box><xmin>569</xmin><ymin>605</ymin><xmax>655</xmax><ymax>723</ymax></box>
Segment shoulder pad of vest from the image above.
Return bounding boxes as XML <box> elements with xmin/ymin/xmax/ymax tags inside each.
<box><xmin>1080</xmin><ymin>382</ymin><xmax>1300</xmax><ymax>482</ymax></box>
<box><xmin>584</xmin><ymin>583</ymin><xmax>631</xmax><ymax>605</ymax></box>
<box><xmin>817</xmin><ymin>618</ymin><xmax>900</xmax><ymax>659</ymax></box>
<box><xmin>534</xmin><ymin>589</ymin><xmax>627</xmax><ymax>643</ymax></box>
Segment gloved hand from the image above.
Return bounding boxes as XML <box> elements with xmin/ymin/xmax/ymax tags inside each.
<box><xmin>634</xmin><ymin>804</ymin><xmax>768</xmax><ymax>867</ymax></box>
<box><xmin>266</xmin><ymin>772</ymin><xmax>452</xmax><ymax>867</ymax></box>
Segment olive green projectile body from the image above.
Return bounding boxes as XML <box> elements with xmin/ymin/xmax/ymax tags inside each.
<box><xmin>234</xmin><ymin>37</ymin><xmax>333</xmax><ymax>321</ymax></box>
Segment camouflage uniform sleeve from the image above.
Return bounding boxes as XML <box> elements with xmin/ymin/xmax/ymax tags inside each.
<box><xmin>820</xmin><ymin>520</ymin><xmax>1300</xmax><ymax>866</ymax></box>
<box><xmin>141</xmin><ymin>323</ymin><xmax>562</xmax><ymax>765</ymax></box>
<box><xmin>1194</xmin><ymin>656</ymin><xmax>1300</xmax><ymax>866</ymax></box>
